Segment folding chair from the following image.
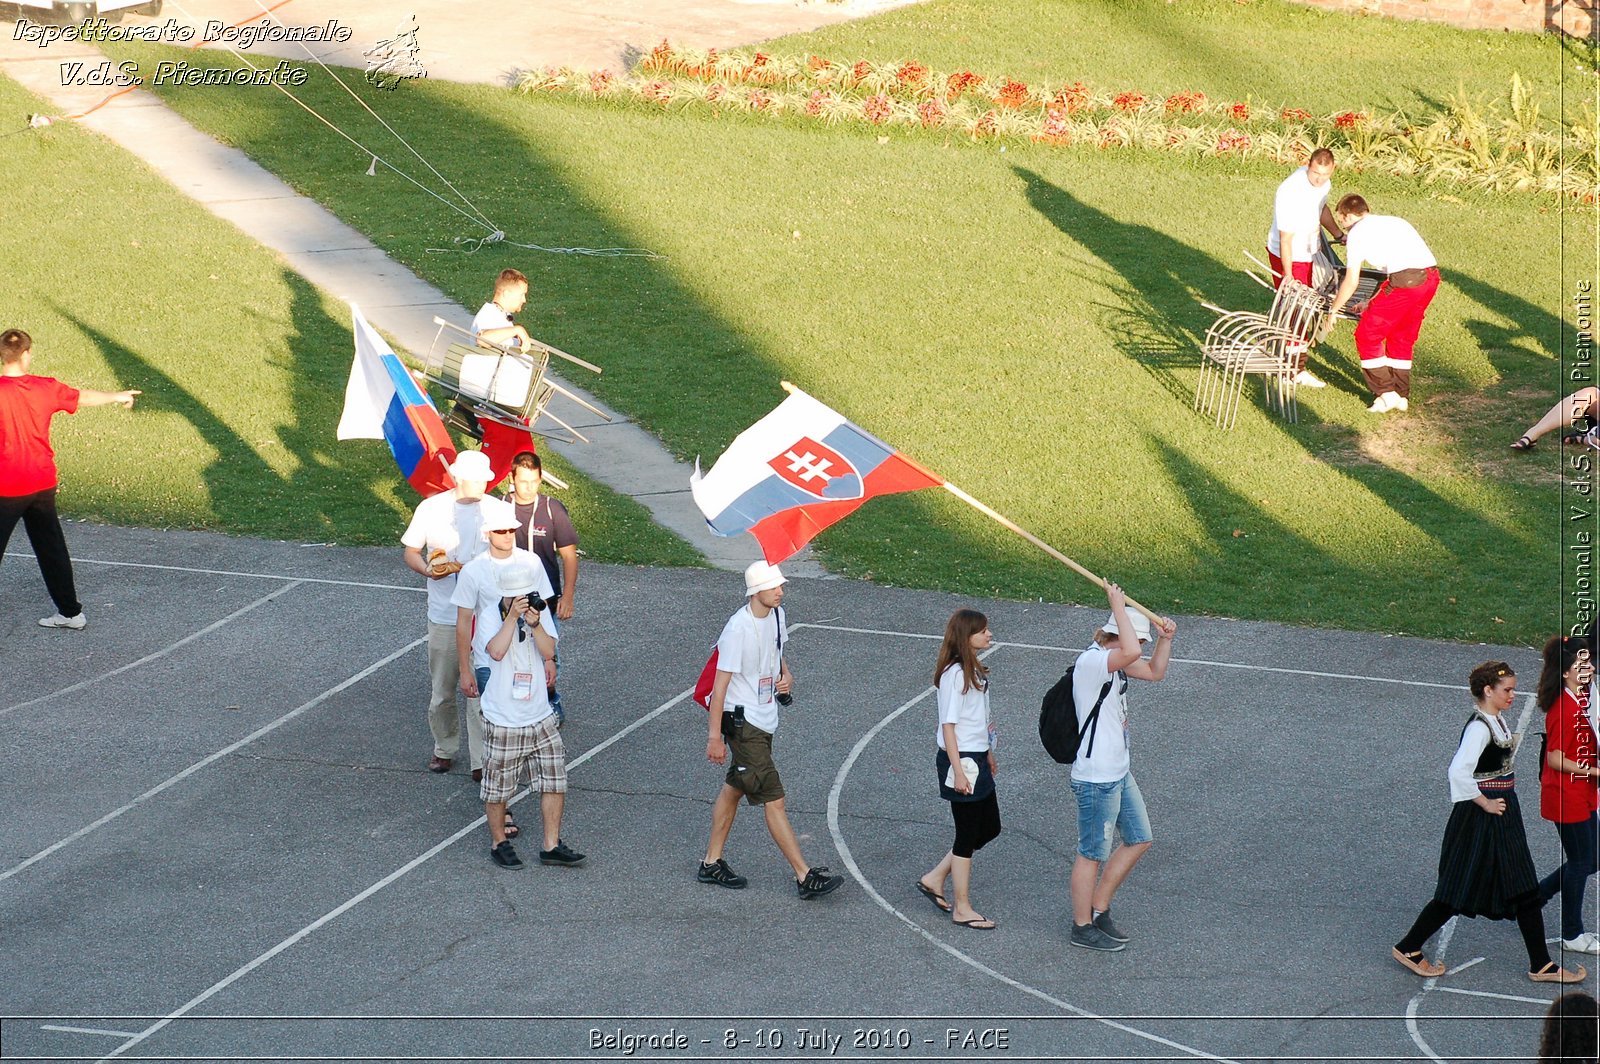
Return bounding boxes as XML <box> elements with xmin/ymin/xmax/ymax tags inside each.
<box><xmin>1195</xmin><ymin>280</ymin><xmax>1329</xmax><ymax>429</ymax></box>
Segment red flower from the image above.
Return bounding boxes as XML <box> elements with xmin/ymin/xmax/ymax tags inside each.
<box><xmin>997</xmin><ymin>78</ymin><xmax>1031</xmax><ymax>109</ymax></box>
<box><xmin>1111</xmin><ymin>91</ymin><xmax>1146</xmax><ymax>113</ymax></box>
<box><xmin>589</xmin><ymin>69</ymin><xmax>614</xmax><ymax>93</ymax></box>
<box><xmin>1056</xmin><ymin>82</ymin><xmax>1092</xmax><ymax>114</ymax></box>
<box><xmin>945</xmin><ymin>70</ymin><xmax>984</xmax><ymax>101</ymax></box>
<box><xmin>644</xmin><ymin>39</ymin><xmax>674</xmax><ymax>73</ymax></box>
<box><xmin>917</xmin><ymin>99</ymin><xmax>946</xmax><ymax>127</ymax></box>
<box><xmin>1216</xmin><ymin>128</ymin><xmax>1252</xmax><ymax>153</ymax></box>
<box><xmin>896</xmin><ymin>60</ymin><xmax>928</xmax><ymax>88</ymax></box>
<box><xmin>863</xmin><ymin>93</ymin><xmax>893</xmax><ymax>123</ymax></box>
<box><xmin>752</xmin><ymin>52</ymin><xmax>770</xmax><ymax>67</ymax></box>
<box><xmin>1333</xmin><ymin>110</ymin><xmax>1368</xmax><ymax>130</ymax></box>
<box><xmin>1280</xmin><ymin>106</ymin><xmax>1312</xmax><ymax>122</ymax></box>
<box><xmin>642</xmin><ymin>80</ymin><xmax>672</xmax><ymax>104</ymax></box>
<box><xmin>1164</xmin><ymin>91</ymin><xmax>1206</xmax><ymax>114</ymax></box>
<box><xmin>851</xmin><ymin>60</ymin><xmax>872</xmax><ymax>84</ymax></box>
<box><xmin>1228</xmin><ymin>101</ymin><xmax>1250</xmax><ymax>123</ymax></box>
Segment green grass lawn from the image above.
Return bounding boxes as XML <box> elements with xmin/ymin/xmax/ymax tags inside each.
<box><xmin>0</xmin><ymin>72</ymin><xmax>699</xmax><ymax>565</ymax></box>
<box><xmin>92</xmin><ymin>3</ymin><xmax>1588</xmax><ymax>644</ymax></box>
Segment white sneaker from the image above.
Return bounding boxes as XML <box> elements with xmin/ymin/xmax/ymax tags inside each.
<box><xmin>1391</xmin><ymin>395</ymin><xmax>1409</xmax><ymax>412</ymax></box>
<box><xmin>1293</xmin><ymin>369</ymin><xmax>1326</xmax><ymax>388</ymax></box>
<box><xmin>1562</xmin><ymin>932</ymin><xmax>1600</xmax><ymax>954</ymax></box>
<box><xmin>1367</xmin><ymin>393</ymin><xmax>1395</xmax><ymax>413</ymax></box>
<box><xmin>38</xmin><ymin>612</ymin><xmax>86</xmax><ymax>630</ymax></box>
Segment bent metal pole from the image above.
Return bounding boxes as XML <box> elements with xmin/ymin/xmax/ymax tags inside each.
<box><xmin>776</xmin><ymin>381</ymin><xmax>1170</xmax><ymax>629</ymax></box>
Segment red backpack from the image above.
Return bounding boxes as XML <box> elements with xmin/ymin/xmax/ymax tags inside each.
<box><xmin>693</xmin><ymin>606</ymin><xmax>783</xmax><ymax>709</ymax></box>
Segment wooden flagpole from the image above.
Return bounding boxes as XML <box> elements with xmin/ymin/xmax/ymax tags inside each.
<box><xmin>779</xmin><ymin>381</ymin><xmax>1170</xmax><ymax>629</ymax></box>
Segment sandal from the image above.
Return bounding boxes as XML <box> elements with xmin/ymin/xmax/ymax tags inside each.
<box><xmin>503</xmin><ymin>811</ymin><xmax>519</xmax><ymax>840</ymax></box>
<box><xmin>954</xmin><ymin>916</ymin><xmax>997</xmax><ymax>931</ymax></box>
<box><xmin>1511</xmin><ymin>435</ymin><xmax>1536</xmax><ymax>452</ymax></box>
<box><xmin>1530</xmin><ymin>962</ymin><xmax>1588</xmax><ymax>984</ymax></box>
<box><xmin>915</xmin><ymin>881</ymin><xmax>952</xmax><ymax>914</ymax></box>
<box><xmin>1392</xmin><ymin>946</ymin><xmax>1446</xmax><ymax>978</ymax></box>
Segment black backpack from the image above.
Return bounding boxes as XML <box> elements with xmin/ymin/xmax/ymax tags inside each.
<box><xmin>1038</xmin><ymin>666</ymin><xmax>1114</xmax><ymax>765</ymax></box>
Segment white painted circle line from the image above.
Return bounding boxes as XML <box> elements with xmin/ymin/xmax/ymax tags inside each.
<box><xmin>824</xmin><ymin>646</ymin><xmax>1241</xmax><ymax>1064</ymax></box>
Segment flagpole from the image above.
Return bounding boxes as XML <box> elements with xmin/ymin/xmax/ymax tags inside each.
<box><xmin>777</xmin><ymin>381</ymin><xmax>1170</xmax><ymax>630</ymax></box>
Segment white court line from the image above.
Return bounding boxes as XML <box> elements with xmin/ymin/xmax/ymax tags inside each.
<box><xmin>88</xmin><ymin>687</ymin><xmax>696</xmax><ymax>1063</ymax></box>
<box><xmin>39</xmin><ymin>1025</ymin><xmax>141</xmax><ymax>1038</ymax></box>
<box><xmin>1404</xmin><ymin>693</ymin><xmax>1540</xmax><ymax>1063</ymax></box>
<box><xmin>796</xmin><ymin>623</ymin><xmax>1476</xmax><ymax>693</ymax></box>
<box><xmin>0</xmin><ymin>637</ymin><xmax>425</xmax><ymax>884</ymax></box>
<box><xmin>1444</xmin><ymin>957</ymin><xmax>1485</xmax><ymax>976</ymax></box>
<box><xmin>824</xmin><ymin>644</ymin><xmax>1240</xmax><ymax>1064</ymax></box>
<box><xmin>4</xmin><ymin>551</ymin><xmax>424</xmax><ymax>594</ymax></box>
<box><xmin>0</xmin><ymin>582</ymin><xmax>305</xmax><ymax>720</ymax></box>
<box><xmin>1432</xmin><ymin>986</ymin><xmax>1556</xmax><ymax>1007</ymax></box>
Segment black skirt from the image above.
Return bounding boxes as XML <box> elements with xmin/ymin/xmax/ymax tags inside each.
<box><xmin>936</xmin><ymin>748</ymin><xmax>995</xmax><ymax>803</ymax></box>
<box><xmin>1432</xmin><ymin>779</ymin><xmax>1539</xmax><ymax>920</ymax></box>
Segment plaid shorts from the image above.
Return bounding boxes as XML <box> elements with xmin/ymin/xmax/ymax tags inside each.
<box><xmin>480</xmin><ymin>715</ymin><xmax>566</xmax><ymax>804</ymax></box>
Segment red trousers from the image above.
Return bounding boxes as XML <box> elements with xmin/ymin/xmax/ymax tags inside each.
<box><xmin>1355</xmin><ymin>268</ymin><xmax>1439</xmax><ymax>399</ymax></box>
<box><xmin>1267</xmin><ymin>250</ymin><xmax>1313</xmax><ymax>289</ymax></box>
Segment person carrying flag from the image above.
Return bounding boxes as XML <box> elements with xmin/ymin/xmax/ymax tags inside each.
<box><xmin>698</xmin><ymin>561</ymin><xmax>844</xmax><ymax>900</ymax></box>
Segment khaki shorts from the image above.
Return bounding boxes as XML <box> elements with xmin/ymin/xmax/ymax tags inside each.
<box><xmin>725</xmin><ymin>722</ymin><xmax>785</xmax><ymax>805</ymax></box>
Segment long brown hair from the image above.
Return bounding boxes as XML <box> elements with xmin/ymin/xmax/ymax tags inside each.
<box><xmin>1539</xmin><ymin>635</ymin><xmax>1590</xmax><ymax>712</ymax></box>
<box><xmin>934</xmin><ymin>609</ymin><xmax>989</xmax><ymax>694</ymax></box>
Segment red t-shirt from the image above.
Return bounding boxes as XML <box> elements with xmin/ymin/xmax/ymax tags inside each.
<box><xmin>0</xmin><ymin>375</ymin><xmax>80</xmax><ymax>497</ymax></box>
<box><xmin>1541</xmin><ymin>688</ymin><xmax>1600</xmax><ymax>824</ymax></box>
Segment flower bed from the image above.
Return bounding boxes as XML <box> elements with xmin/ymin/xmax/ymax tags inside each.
<box><xmin>515</xmin><ymin>44</ymin><xmax>1597</xmax><ymax>200</ymax></box>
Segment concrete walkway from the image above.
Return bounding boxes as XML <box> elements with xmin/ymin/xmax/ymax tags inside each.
<box><xmin>0</xmin><ymin>2</ymin><xmax>885</xmax><ymax>574</ymax></box>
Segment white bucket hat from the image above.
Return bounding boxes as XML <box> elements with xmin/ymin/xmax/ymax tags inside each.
<box><xmin>744</xmin><ymin>560</ymin><xmax>787</xmax><ymax>596</ymax></box>
<box><xmin>498</xmin><ymin>563</ymin><xmax>542</xmax><ymax>597</ymax></box>
<box><xmin>479</xmin><ymin>498</ymin><xmax>520</xmax><ymax>540</ymax></box>
<box><xmin>448</xmin><ymin>449</ymin><xmax>492</xmax><ymax>484</ymax></box>
<box><xmin>1102</xmin><ymin>610</ymin><xmax>1152</xmax><ymax>642</ymax></box>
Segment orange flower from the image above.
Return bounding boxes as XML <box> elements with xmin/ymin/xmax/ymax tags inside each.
<box><xmin>864</xmin><ymin>93</ymin><xmax>893</xmax><ymax>123</ymax></box>
<box><xmin>1333</xmin><ymin>110</ymin><xmax>1368</xmax><ymax>130</ymax></box>
<box><xmin>1057</xmin><ymin>82</ymin><xmax>1092</xmax><ymax>114</ymax></box>
<box><xmin>997</xmin><ymin>78</ymin><xmax>1031</xmax><ymax>109</ymax></box>
<box><xmin>1228</xmin><ymin>101</ymin><xmax>1250</xmax><ymax>122</ymax></box>
<box><xmin>1280</xmin><ymin>106</ymin><xmax>1312</xmax><ymax>122</ymax></box>
<box><xmin>1164</xmin><ymin>91</ymin><xmax>1206</xmax><ymax>114</ymax></box>
<box><xmin>896</xmin><ymin>60</ymin><xmax>928</xmax><ymax>88</ymax></box>
<box><xmin>807</xmin><ymin>55</ymin><xmax>831</xmax><ymax>72</ymax></box>
<box><xmin>1111</xmin><ymin>91</ymin><xmax>1145</xmax><ymax>113</ymax></box>
<box><xmin>1216</xmin><ymin>128</ymin><xmax>1252</xmax><ymax>152</ymax></box>
<box><xmin>917</xmin><ymin>98</ymin><xmax>946</xmax><ymax>127</ymax></box>
<box><xmin>851</xmin><ymin>60</ymin><xmax>872</xmax><ymax>84</ymax></box>
<box><xmin>589</xmin><ymin>69</ymin><xmax>614</xmax><ymax>93</ymax></box>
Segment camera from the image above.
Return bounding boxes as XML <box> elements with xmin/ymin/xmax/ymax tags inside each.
<box><xmin>776</xmin><ymin>691</ymin><xmax>793</xmax><ymax>706</ymax></box>
<box><xmin>521</xmin><ymin>592</ymin><xmax>555</xmax><ymax>614</ymax></box>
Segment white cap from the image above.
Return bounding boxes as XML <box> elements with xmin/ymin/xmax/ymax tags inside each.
<box><xmin>448</xmin><ymin>449</ymin><xmax>492</xmax><ymax>484</ymax></box>
<box><xmin>498</xmin><ymin>563</ymin><xmax>542</xmax><ymax>597</ymax></box>
<box><xmin>479</xmin><ymin>498</ymin><xmax>520</xmax><ymax>540</ymax></box>
<box><xmin>1103</xmin><ymin>610</ymin><xmax>1152</xmax><ymax>642</ymax></box>
<box><xmin>744</xmin><ymin>560</ymin><xmax>787</xmax><ymax>596</ymax></box>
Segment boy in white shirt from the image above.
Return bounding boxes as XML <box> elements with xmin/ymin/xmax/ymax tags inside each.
<box><xmin>1068</xmin><ymin>583</ymin><xmax>1177</xmax><ymax>952</ymax></box>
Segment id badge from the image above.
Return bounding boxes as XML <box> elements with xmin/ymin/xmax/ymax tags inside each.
<box><xmin>757</xmin><ymin>675</ymin><xmax>775</xmax><ymax>705</ymax></box>
<box><xmin>512</xmin><ymin>671</ymin><xmax>535</xmax><ymax>701</ymax></box>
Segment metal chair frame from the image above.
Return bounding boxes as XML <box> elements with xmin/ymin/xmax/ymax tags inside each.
<box><xmin>1195</xmin><ymin>279</ymin><xmax>1328</xmax><ymax>430</ymax></box>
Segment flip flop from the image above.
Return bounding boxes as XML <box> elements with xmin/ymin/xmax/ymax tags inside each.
<box><xmin>1392</xmin><ymin>946</ymin><xmax>1445</xmax><ymax>977</ymax></box>
<box><xmin>954</xmin><ymin>917</ymin><xmax>997</xmax><ymax>931</ymax></box>
<box><xmin>914</xmin><ymin>881</ymin><xmax>952</xmax><ymax>914</ymax></box>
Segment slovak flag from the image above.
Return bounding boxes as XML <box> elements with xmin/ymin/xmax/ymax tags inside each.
<box><xmin>691</xmin><ymin>386</ymin><xmax>943</xmax><ymax>563</ymax></box>
<box><xmin>337</xmin><ymin>304</ymin><xmax>457</xmax><ymax>496</ymax></box>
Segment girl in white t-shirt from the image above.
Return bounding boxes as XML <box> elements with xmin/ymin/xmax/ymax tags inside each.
<box><xmin>916</xmin><ymin>609</ymin><xmax>1000</xmax><ymax>931</ymax></box>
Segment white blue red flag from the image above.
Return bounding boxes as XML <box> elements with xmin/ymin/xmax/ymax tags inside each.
<box><xmin>691</xmin><ymin>387</ymin><xmax>943</xmax><ymax>563</ymax></box>
<box><xmin>337</xmin><ymin>304</ymin><xmax>457</xmax><ymax>496</ymax></box>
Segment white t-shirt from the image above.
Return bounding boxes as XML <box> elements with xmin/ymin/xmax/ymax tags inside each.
<box><xmin>935</xmin><ymin>662</ymin><xmax>991</xmax><ymax>752</ymax></box>
<box><xmin>450</xmin><ymin>548</ymin><xmax>557</xmax><ymax>670</ymax></box>
<box><xmin>1069</xmin><ymin>644</ymin><xmax>1131</xmax><ymax>784</ymax></box>
<box><xmin>479</xmin><ymin>615</ymin><xmax>554</xmax><ymax>728</ymax></box>
<box><xmin>715</xmin><ymin>604</ymin><xmax>786</xmax><ymax>734</ymax></box>
<box><xmin>470</xmin><ymin>302</ymin><xmax>519</xmax><ymax>348</ymax></box>
<box><xmin>400</xmin><ymin>491</ymin><xmax>490</xmax><ymax>625</ymax></box>
<box><xmin>1265</xmin><ymin>167</ymin><xmax>1332</xmax><ymax>259</ymax></box>
<box><xmin>1345</xmin><ymin>214</ymin><xmax>1436</xmax><ymax>274</ymax></box>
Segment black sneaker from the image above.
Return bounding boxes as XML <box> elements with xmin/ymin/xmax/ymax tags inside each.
<box><xmin>539</xmin><ymin>840</ymin><xmax>585</xmax><ymax>866</ymax></box>
<box><xmin>1093</xmin><ymin>910</ymin><xmax>1130</xmax><ymax>943</ymax></box>
<box><xmin>697</xmin><ymin>858</ymin><xmax>747</xmax><ymax>889</ymax></box>
<box><xmin>1070</xmin><ymin>921</ymin><xmax>1125</xmax><ymax>952</ymax></box>
<box><xmin>797</xmin><ymin>866</ymin><xmax>844</xmax><ymax>899</ymax></box>
<box><xmin>490</xmin><ymin>840</ymin><xmax>523</xmax><ymax>869</ymax></box>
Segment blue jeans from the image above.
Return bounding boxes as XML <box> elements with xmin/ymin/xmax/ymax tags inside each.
<box><xmin>1070</xmin><ymin>773</ymin><xmax>1153</xmax><ymax>862</ymax></box>
<box><xmin>1539</xmin><ymin>812</ymin><xmax>1599</xmax><ymax>940</ymax></box>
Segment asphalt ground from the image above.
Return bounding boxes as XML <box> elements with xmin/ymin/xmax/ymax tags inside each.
<box><xmin>1</xmin><ymin>521</ymin><xmax>1592</xmax><ymax>1064</ymax></box>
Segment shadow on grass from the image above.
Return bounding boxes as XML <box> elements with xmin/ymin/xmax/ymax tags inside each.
<box><xmin>54</xmin><ymin>271</ymin><xmax>399</xmax><ymax>542</ymax></box>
